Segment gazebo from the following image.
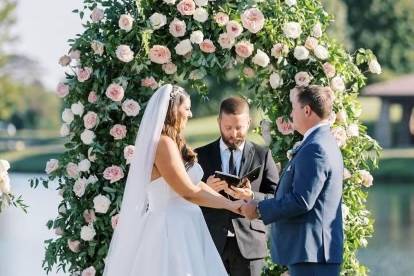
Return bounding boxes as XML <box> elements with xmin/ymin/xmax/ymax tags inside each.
<box><xmin>363</xmin><ymin>74</ymin><xmax>414</xmax><ymax>148</ymax></box>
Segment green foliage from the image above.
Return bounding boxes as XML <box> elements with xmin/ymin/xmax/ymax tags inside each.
<box><xmin>35</xmin><ymin>0</ymin><xmax>381</xmax><ymax>275</ymax></box>
<box><xmin>343</xmin><ymin>0</ymin><xmax>414</xmax><ymax>75</ymax></box>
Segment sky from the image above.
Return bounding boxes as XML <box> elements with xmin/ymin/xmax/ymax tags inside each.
<box><xmin>11</xmin><ymin>0</ymin><xmax>83</xmax><ymax>89</ymax></box>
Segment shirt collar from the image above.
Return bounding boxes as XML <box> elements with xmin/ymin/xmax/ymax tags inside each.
<box><xmin>219</xmin><ymin>138</ymin><xmax>245</xmax><ymax>153</ymax></box>
<box><xmin>303</xmin><ymin>121</ymin><xmax>330</xmax><ymax>142</ymax></box>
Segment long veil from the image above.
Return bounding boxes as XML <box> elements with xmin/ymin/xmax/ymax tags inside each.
<box><xmin>103</xmin><ymin>84</ymin><xmax>172</xmax><ymax>275</ymax></box>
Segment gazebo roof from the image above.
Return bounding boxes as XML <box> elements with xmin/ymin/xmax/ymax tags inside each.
<box><xmin>363</xmin><ymin>74</ymin><xmax>414</xmax><ymax>97</ymax></box>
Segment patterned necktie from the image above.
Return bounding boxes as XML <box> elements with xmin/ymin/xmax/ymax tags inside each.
<box><xmin>228</xmin><ymin>148</ymin><xmax>237</xmax><ymax>176</ymax></box>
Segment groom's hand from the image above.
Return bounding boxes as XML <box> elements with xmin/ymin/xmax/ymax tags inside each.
<box><xmin>206</xmin><ymin>175</ymin><xmax>228</xmax><ymax>192</ymax></box>
<box><xmin>224</xmin><ymin>179</ymin><xmax>253</xmax><ymax>200</ymax></box>
<box><xmin>240</xmin><ymin>200</ymin><xmax>259</xmax><ymax>220</ymax></box>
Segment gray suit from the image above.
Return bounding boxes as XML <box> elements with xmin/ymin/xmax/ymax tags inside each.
<box><xmin>258</xmin><ymin>125</ymin><xmax>344</xmax><ymax>276</ymax></box>
<box><xmin>196</xmin><ymin>139</ymin><xmax>279</xmax><ymax>276</ymax></box>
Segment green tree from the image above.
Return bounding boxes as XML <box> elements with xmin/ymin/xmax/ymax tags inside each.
<box><xmin>343</xmin><ymin>0</ymin><xmax>414</xmax><ymax>76</ymax></box>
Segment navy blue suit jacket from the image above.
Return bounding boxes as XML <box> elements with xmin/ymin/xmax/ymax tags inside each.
<box><xmin>258</xmin><ymin>125</ymin><xmax>344</xmax><ymax>265</ymax></box>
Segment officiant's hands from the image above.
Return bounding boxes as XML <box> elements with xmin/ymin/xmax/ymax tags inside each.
<box><xmin>206</xmin><ymin>175</ymin><xmax>228</xmax><ymax>192</ymax></box>
<box><xmin>224</xmin><ymin>178</ymin><xmax>254</xmax><ymax>200</ymax></box>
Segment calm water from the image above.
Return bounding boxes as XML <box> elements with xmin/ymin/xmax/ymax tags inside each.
<box><xmin>0</xmin><ymin>174</ymin><xmax>413</xmax><ymax>276</ymax></box>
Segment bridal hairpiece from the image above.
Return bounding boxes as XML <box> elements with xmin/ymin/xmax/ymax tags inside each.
<box><xmin>170</xmin><ymin>85</ymin><xmax>184</xmax><ymax>101</ymax></box>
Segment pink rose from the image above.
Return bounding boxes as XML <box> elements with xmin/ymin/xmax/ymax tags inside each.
<box><xmin>235</xmin><ymin>41</ymin><xmax>254</xmax><ymax>58</ymax></box>
<box><xmin>103</xmin><ymin>165</ymin><xmax>124</xmax><ymax>183</ymax></box>
<box><xmin>68</xmin><ymin>240</ymin><xmax>81</xmax><ymax>253</ymax></box>
<box><xmin>56</xmin><ymin>82</ymin><xmax>69</xmax><ymax>98</ymax></box>
<box><xmin>162</xmin><ymin>62</ymin><xmax>178</xmax><ymax>74</ymax></box>
<box><xmin>141</xmin><ymin>77</ymin><xmax>158</xmax><ymax>90</ymax></box>
<box><xmin>271</xmin><ymin>43</ymin><xmax>288</xmax><ymax>59</ymax></box>
<box><xmin>83</xmin><ymin>111</ymin><xmax>98</xmax><ymax>129</ymax></box>
<box><xmin>200</xmin><ymin>39</ymin><xmax>216</xmax><ymax>53</ymax></box>
<box><xmin>214</xmin><ymin>12</ymin><xmax>229</xmax><ymax>26</ymax></box>
<box><xmin>77</xmin><ymin>67</ymin><xmax>93</xmax><ymax>82</ymax></box>
<box><xmin>177</xmin><ymin>0</ymin><xmax>196</xmax><ymax>16</ymax></box>
<box><xmin>218</xmin><ymin>33</ymin><xmax>235</xmax><ymax>49</ymax></box>
<box><xmin>243</xmin><ymin>67</ymin><xmax>255</xmax><ymax>78</ymax></box>
<box><xmin>111</xmin><ymin>214</ymin><xmax>120</xmax><ymax>229</ymax></box>
<box><xmin>323</xmin><ymin>62</ymin><xmax>336</xmax><ymax>78</ymax></box>
<box><xmin>122</xmin><ymin>99</ymin><xmax>141</xmax><ymax>117</ymax></box>
<box><xmin>66</xmin><ymin>162</ymin><xmax>79</xmax><ymax>178</ymax></box>
<box><xmin>69</xmin><ymin>49</ymin><xmax>81</xmax><ymax>60</ymax></box>
<box><xmin>88</xmin><ymin>91</ymin><xmax>98</xmax><ymax>103</ymax></box>
<box><xmin>241</xmin><ymin>8</ymin><xmax>265</xmax><ymax>34</ymax></box>
<box><xmin>295</xmin><ymin>71</ymin><xmax>311</xmax><ymax>87</ymax></box>
<box><xmin>81</xmin><ymin>266</ymin><xmax>96</xmax><ymax>276</ymax></box>
<box><xmin>169</xmin><ymin>18</ymin><xmax>186</xmax><ymax>38</ymax></box>
<box><xmin>91</xmin><ymin>7</ymin><xmax>104</xmax><ymax>22</ymax></box>
<box><xmin>110</xmin><ymin>124</ymin><xmax>127</xmax><ymax>140</ymax></box>
<box><xmin>149</xmin><ymin>45</ymin><xmax>171</xmax><ymax>64</ymax></box>
<box><xmin>83</xmin><ymin>209</ymin><xmax>96</xmax><ymax>224</ymax></box>
<box><xmin>45</xmin><ymin>159</ymin><xmax>59</xmax><ymax>174</ymax></box>
<box><xmin>305</xmin><ymin>37</ymin><xmax>318</xmax><ymax>50</ymax></box>
<box><xmin>276</xmin><ymin>117</ymin><xmax>294</xmax><ymax>135</ymax></box>
<box><xmin>105</xmin><ymin>83</ymin><xmax>125</xmax><ymax>102</ymax></box>
<box><xmin>226</xmin><ymin>21</ymin><xmax>243</xmax><ymax>38</ymax></box>
<box><xmin>124</xmin><ymin>145</ymin><xmax>135</xmax><ymax>164</ymax></box>
<box><xmin>116</xmin><ymin>45</ymin><xmax>134</xmax><ymax>63</ymax></box>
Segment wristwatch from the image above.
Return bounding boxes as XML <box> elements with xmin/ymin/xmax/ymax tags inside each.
<box><xmin>255</xmin><ymin>204</ymin><xmax>262</xmax><ymax>219</ymax></box>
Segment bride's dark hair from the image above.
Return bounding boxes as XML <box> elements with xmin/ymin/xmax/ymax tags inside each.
<box><xmin>162</xmin><ymin>85</ymin><xmax>197</xmax><ymax>168</ymax></box>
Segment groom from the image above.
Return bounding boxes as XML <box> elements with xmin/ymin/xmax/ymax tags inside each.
<box><xmin>241</xmin><ymin>85</ymin><xmax>344</xmax><ymax>276</ymax></box>
<box><xmin>195</xmin><ymin>96</ymin><xmax>279</xmax><ymax>276</ymax></box>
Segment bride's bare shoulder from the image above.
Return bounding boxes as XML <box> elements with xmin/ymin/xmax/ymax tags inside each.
<box><xmin>157</xmin><ymin>135</ymin><xmax>178</xmax><ymax>155</ymax></box>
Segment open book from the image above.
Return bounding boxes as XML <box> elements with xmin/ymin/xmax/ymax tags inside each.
<box><xmin>214</xmin><ymin>165</ymin><xmax>261</xmax><ymax>188</ymax></box>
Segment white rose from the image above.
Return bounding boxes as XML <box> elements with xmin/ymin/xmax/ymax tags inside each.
<box><xmin>331</xmin><ymin>126</ymin><xmax>347</xmax><ymax>147</ymax></box>
<box><xmin>312</xmin><ymin>22</ymin><xmax>323</xmax><ymax>38</ymax></box>
<box><xmin>62</xmin><ymin>109</ymin><xmax>74</xmax><ymax>124</ymax></box>
<box><xmin>347</xmin><ymin>124</ymin><xmax>359</xmax><ymax>137</ymax></box>
<box><xmin>175</xmin><ymin>39</ymin><xmax>193</xmax><ymax>56</ymax></box>
<box><xmin>124</xmin><ymin>145</ymin><xmax>135</xmax><ymax>164</ymax></box>
<box><xmin>78</xmin><ymin>159</ymin><xmax>91</xmax><ymax>172</ymax></box>
<box><xmin>73</xmin><ymin>177</ymin><xmax>88</xmax><ymax>197</ymax></box>
<box><xmin>193</xmin><ymin>8</ymin><xmax>208</xmax><ymax>23</ymax></box>
<box><xmin>93</xmin><ymin>194</ymin><xmax>111</xmax><ymax>214</ymax></box>
<box><xmin>336</xmin><ymin>110</ymin><xmax>347</xmax><ymax>124</ymax></box>
<box><xmin>283</xmin><ymin>22</ymin><xmax>302</xmax><ymax>39</ymax></box>
<box><xmin>116</xmin><ymin>45</ymin><xmax>134</xmax><ymax>63</ymax></box>
<box><xmin>331</xmin><ymin>76</ymin><xmax>346</xmax><ymax>92</ymax></box>
<box><xmin>314</xmin><ymin>45</ymin><xmax>329</xmax><ymax>60</ymax></box>
<box><xmin>80</xmin><ymin>224</ymin><xmax>96</xmax><ymax>241</ymax></box>
<box><xmin>294</xmin><ymin>46</ymin><xmax>309</xmax><ymax>60</ymax></box>
<box><xmin>190</xmin><ymin>30</ymin><xmax>204</xmax><ymax>44</ymax></box>
<box><xmin>252</xmin><ymin>50</ymin><xmax>270</xmax><ymax>68</ymax></box>
<box><xmin>294</xmin><ymin>71</ymin><xmax>311</xmax><ymax>87</ymax></box>
<box><xmin>71</xmin><ymin>102</ymin><xmax>84</xmax><ymax>116</ymax></box>
<box><xmin>90</xmin><ymin>7</ymin><xmax>104</xmax><ymax>22</ymax></box>
<box><xmin>0</xmin><ymin>160</ymin><xmax>10</xmax><ymax>173</ymax></box>
<box><xmin>119</xmin><ymin>14</ymin><xmax>134</xmax><ymax>32</ymax></box>
<box><xmin>269</xmin><ymin>72</ymin><xmax>282</xmax><ymax>89</ymax></box>
<box><xmin>342</xmin><ymin>203</ymin><xmax>349</xmax><ymax>220</ymax></box>
<box><xmin>285</xmin><ymin>0</ymin><xmax>297</xmax><ymax>6</ymax></box>
<box><xmin>368</xmin><ymin>59</ymin><xmax>382</xmax><ymax>74</ymax></box>
<box><xmin>149</xmin><ymin>13</ymin><xmax>167</xmax><ymax>30</ymax></box>
<box><xmin>45</xmin><ymin>159</ymin><xmax>59</xmax><ymax>174</ymax></box>
<box><xmin>360</xmin><ymin>238</ymin><xmax>368</xmax><ymax>247</ymax></box>
<box><xmin>0</xmin><ymin>174</ymin><xmax>11</xmax><ymax>194</ymax></box>
<box><xmin>344</xmin><ymin>168</ymin><xmax>351</xmax><ymax>180</ymax></box>
<box><xmin>194</xmin><ymin>0</ymin><xmax>208</xmax><ymax>6</ymax></box>
<box><xmin>80</xmin><ymin>129</ymin><xmax>95</xmax><ymax>145</ymax></box>
<box><xmin>163</xmin><ymin>0</ymin><xmax>176</xmax><ymax>4</ymax></box>
<box><xmin>60</xmin><ymin>124</ymin><xmax>70</xmax><ymax>137</ymax></box>
<box><xmin>58</xmin><ymin>205</ymin><xmax>67</xmax><ymax>214</ymax></box>
<box><xmin>87</xmin><ymin>175</ymin><xmax>98</xmax><ymax>184</ymax></box>
<box><xmin>91</xmin><ymin>40</ymin><xmax>104</xmax><ymax>56</ymax></box>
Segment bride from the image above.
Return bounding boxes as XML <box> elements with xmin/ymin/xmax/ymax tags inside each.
<box><xmin>103</xmin><ymin>84</ymin><xmax>242</xmax><ymax>275</ymax></box>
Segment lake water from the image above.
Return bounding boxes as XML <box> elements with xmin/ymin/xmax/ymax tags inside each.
<box><xmin>0</xmin><ymin>173</ymin><xmax>413</xmax><ymax>275</ymax></box>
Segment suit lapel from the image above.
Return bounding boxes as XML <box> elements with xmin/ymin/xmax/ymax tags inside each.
<box><xmin>239</xmin><ymin>141</ymin><xmax>255</xmax><ymax>177</ymax></box>
<box><xmin>211</xmin><ymin>139</ymin><xmax>222</xmax><ymax>172</ymax></box>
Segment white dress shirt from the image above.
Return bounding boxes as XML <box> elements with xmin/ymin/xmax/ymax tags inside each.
<box><xmin>302</xmin><ymin>121</ymin><xmax>330</xmax><ymax>143</ymax></box>
<box><xmin>219</xmin><ymin>138</ymin><xmax>245</xmax><ymax>176</ymax></box>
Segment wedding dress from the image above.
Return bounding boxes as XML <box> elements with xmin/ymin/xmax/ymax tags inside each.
<box><xmin>103</xmin><ymin>84</ymin><xmax>227</xmax><ymax>276</ymax></box>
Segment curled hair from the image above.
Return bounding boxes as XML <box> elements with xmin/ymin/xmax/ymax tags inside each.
<box><xmin>162</xmin><ymin>85</ymin><xmax>197</xmax><ymax>169</ymax></box>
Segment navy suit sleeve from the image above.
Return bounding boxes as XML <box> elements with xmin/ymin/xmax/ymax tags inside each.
<box><xmin>253</xmin><ymin>149</ymin><xmax>279</xmax><ymax>201</ymax></box>
<box><xmin>258</xmin><ymin>144</ymin><xmax>328</xmax><ymax>225</ymax></box>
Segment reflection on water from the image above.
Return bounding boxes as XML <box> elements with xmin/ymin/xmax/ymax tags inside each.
<box><xmin>0</xmin><ymin>174</ymin><xmax>413</xmax><ymax>275</ymax></box>
<box><xmin>358</xmin><ymin>183</ymin><xmax>414</xmax><ymax>275</ymax></box>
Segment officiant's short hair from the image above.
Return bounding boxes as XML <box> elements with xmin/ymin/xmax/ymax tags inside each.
<box><xmin>219</xmin><ymin>97</ymin><xmax>249</xmax><ymax>117</ymax></box>
<box><xmin>294</xmin><ymin>85</ymin><xmax>334</xmax><ymax>119</ymax></box>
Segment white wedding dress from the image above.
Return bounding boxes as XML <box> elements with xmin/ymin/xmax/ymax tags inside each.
<box><xmin>130</xmin><ymin>163</ymin><xmax>227</xmax><ymax>276</ymax></box>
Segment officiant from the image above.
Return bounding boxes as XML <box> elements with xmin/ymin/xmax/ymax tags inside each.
<box><xmin>195</xmin><ymin>96</ymin><xmax>279</xmax><ymax>276</ymax></box>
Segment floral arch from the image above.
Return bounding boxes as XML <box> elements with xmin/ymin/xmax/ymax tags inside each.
<box><xmin>37</xmin><ymin>0</ymin><xmax>382</xmax><ymax>275</ymax></box>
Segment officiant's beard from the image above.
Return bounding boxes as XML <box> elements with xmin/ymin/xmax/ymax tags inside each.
<box><xmin>220</xmin><ymin>130</ymin><xmax>245</xmax><ymax>149</ymax></box>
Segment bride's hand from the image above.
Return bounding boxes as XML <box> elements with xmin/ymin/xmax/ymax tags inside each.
<box><xmin>226</xmin><ymin>199</ymin><xmax>246</xmax><ymax>215</ymax></box>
